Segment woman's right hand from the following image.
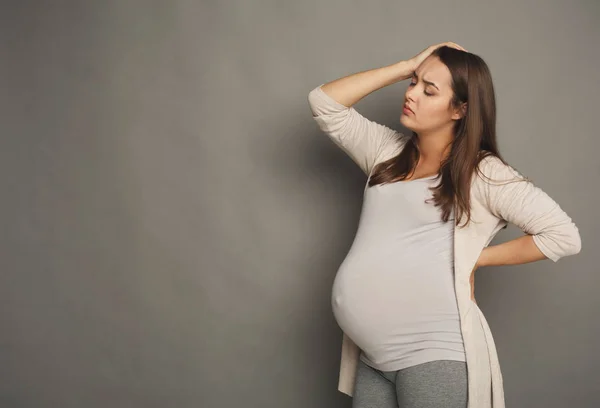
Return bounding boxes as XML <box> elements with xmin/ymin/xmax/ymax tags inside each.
<box><xmin>406</xmin><ymin>42</ymin><xmax>468</xmax><ymax>72</ymax></box>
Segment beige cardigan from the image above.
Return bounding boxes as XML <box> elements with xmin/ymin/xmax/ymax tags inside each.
<box><xmin>307</xmin><ymin>84</ymin><xmax>582</xmax><ymax>408</ymax></box>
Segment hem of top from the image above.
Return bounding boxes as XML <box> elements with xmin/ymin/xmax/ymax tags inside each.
<box><xmin>532</xmin><ymin>234</ymin><xmax>560</xmax><ymax>262</ymax></box>
<box><xmin>359</xmin><ymin>350</ymin><xmax>467</xmax><ymax>373</ymax></box>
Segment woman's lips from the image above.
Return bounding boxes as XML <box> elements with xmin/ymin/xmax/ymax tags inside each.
<box><xmin>403</xmin><ymin>105</ymin><xmax>414</xmax><ymax>115</ymax></box>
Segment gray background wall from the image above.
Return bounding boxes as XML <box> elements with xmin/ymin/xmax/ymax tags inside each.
<box><xmin>1</xmin><ymin>1</ymin><xmax>598</xmax><ymax>407</ymax></box>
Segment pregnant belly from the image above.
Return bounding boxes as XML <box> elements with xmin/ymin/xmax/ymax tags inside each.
<box><xmin>331</xmin><ymin>263</ymin><xmax>460</xmax><ymax>353</ymax></box>
<box><xmin>331</xmin><ymin>269</ymin><xmax>406</xmax><ymax>349</ymax></box>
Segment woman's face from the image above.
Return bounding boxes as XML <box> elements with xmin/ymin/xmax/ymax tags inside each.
<box><xmin>400</xmin><ymin>56</ymin><xmax>463</xmax><ymax>135</ymax></box>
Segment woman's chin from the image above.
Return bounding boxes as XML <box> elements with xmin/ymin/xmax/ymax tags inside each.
<box><xmin>400</xmin><ymin>116</ymin><xmax>415</xmax><ymax>131</ymax></box>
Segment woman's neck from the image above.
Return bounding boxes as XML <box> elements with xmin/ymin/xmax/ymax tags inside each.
<box><xmin>415</xmin><ymin>131</ymin><xmax>453</xmax><ymax>165</ymax></box>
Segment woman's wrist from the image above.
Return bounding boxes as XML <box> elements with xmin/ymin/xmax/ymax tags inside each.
<box><xmin>390</xmin><ymin>60</ymin><xmax>415</xmax><ymax>83</ymax></box>
<box><xmin>477</xmin><ymin>247</ymin><xmax>490</xmax><ymax>268</ymax></box>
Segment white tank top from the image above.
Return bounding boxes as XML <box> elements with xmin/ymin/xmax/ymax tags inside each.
<box><xmin>331</xmin><ymin>174</ymin><xmax>466</xmax><ymax>372</ymax></box>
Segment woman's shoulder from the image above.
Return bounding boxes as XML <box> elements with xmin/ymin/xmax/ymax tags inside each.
<box><xmin>475</xmin><ymin>152</ymin><xmax>528</xmax><ymax>183</ymax></box>
<box><xmin>471</xmin><ymin>151</ymin><xmax>531</xmax><ymax>208</ymax></box>
<box><xmin>475</xmin><ymin>151</ymin><xmax>504</xmax><ymax>173</ymax></box>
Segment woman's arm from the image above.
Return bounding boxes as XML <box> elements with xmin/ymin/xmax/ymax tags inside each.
<box><xmin>316</xmin><ymin>60</ymin><xmax>414</xmax><ymax>108</ymax></box>
<box><xmin>307</xmin><ymin>42</ymin><xmax>467</xmax><ymax>176</ymax></box>
<box><xmin>469</xmin><ymin>156</ymin><xmax>581</xmax><ymax>303</ymax></box>
<box><xmin>478</xmin><ymin>234</ymin><xmax>548</xmax><ymax>267</ymax></box>
<box><xmin>307</xmin><ymin>62</ymin><xmax>410</xmax><ymax>176</ymax></box>
<box><xmin>316</xmin><ymin>41</ymin><xmax>467</xmax><ymax>107</ymax></box>
<box><xmin>476</xmin><ymin>155</ymin><xmax>582</xmax><ymax>264</ymax></box>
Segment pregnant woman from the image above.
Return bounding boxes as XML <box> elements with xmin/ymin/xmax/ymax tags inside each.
<box><xmin>307</xmin><ymin>42</ymin><xmax>581</xmax><ymax>408</ymax></box>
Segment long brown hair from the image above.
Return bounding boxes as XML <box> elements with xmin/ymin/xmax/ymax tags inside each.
<box><xmin>369</xmin><ymin>46</ymin><xmax>523</xmax><ymax>228</ymax></box>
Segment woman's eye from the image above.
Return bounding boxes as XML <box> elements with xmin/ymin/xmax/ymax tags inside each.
<box><xmin>424</xmin><ymin>91</ymin><xmax>433</xmax><ymax>96</ymax></box>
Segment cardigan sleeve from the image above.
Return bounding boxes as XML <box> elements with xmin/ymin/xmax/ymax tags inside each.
<box><xmin>307</xmin><ymin>84</ymin><xmax>405</xmax><ymax>176</ymax></box>
<box><xmin>477</xmin><ymin>155</ymin><xmax>582</xmax><ymax>262</ymax></box>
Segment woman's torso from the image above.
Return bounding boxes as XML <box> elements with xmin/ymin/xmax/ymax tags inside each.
<box><xmin>331</xmin><ymin>175</ymin><xmax>466</xmax><ymax>371</ymax></box>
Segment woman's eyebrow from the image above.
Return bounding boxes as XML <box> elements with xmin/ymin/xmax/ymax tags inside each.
<box><xmin>412</xmin><ymin>71</ymin><xmax>440</xmax><ymax>91</ymax></box>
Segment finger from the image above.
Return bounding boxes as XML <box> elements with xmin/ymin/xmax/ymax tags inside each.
<box><xmin>448</xmin><ymin>42</ymin><xmax>466</xmax><ymax>51</ymax></box>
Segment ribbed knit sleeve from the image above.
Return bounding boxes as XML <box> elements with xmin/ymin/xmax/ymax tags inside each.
<box><xmin>477</xmin><ymin>155</ymin><xmax>582</xmax><ymax>262</ymax></box>
<box><xmin>307</xmin><ymin>84</ymin><xmax>406</xmax><ymax>176</ymax></box>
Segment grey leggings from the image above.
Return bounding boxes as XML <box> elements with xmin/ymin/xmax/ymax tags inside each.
<box><xmin>352</xmin><ymin>358</ymin><xmax>468</xmax><ymax>408</ymax></box>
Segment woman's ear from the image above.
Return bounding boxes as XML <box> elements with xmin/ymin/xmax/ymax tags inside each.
<box><xmin>451</xmin><ymin>102</ymin><xmax>467</xmax><ymax>120</ymax></box>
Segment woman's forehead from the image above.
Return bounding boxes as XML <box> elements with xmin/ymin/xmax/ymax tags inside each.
<box><xmin>416</xmin><ymin>57</ymin><xmax>452</xmax><ymax>88</ymax></box>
